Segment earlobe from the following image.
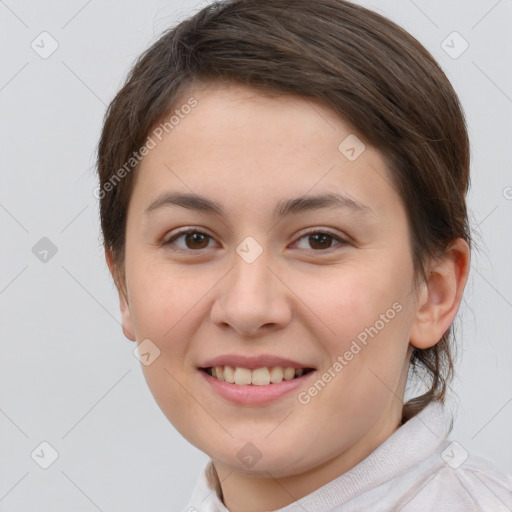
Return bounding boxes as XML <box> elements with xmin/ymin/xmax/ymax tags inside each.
<box><xmin>118</xmin><ymin>289</ymin><xmax>137</xmax><ymax>342</ymax></box>
<box><xmin>105</xmin><ymin>248</ymin><xmax>136</xmax><ymax>342</ymax></box>
<box><xmin>410</xmin><ymin>239</ymin><xmax>470</xmax><ymax>350</ymax></box>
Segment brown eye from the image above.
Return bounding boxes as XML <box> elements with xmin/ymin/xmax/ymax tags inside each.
<box><xmin>308</xmin><ymin>233</ymin><xmax>334</xmax><ymax>250</ymax></box>
<box><xmin>294</xmin><ymin>230</ymin><xmax>346</xmax><ymax>251</ymax></box>
<box><xmin>165</xmin><ymin>230</ymin><xmax>215</xmax><ymax>250</ymax></box>
<box><xmin>184</xmin><ymin>232</ymin><xmax>210</xmax><ymax>249</ymax></box>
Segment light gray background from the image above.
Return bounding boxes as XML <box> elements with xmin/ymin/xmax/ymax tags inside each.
<box><xmin>1</xmin><ymin>0</ymin><xmax>511</xmax><ymax>510</ymax></box>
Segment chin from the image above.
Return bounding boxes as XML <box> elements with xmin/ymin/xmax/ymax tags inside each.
<box><xmin>207</xmin><ymin>437</ymin><xmax>320</xmax><ymax>478</ymax></box>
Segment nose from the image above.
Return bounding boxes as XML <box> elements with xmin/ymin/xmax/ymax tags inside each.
<box><xmin>210</xmin><ymin>252</ymin><xmax>292</xmax><ymax>337</ymax></box>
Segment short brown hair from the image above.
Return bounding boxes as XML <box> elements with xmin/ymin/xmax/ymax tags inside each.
<box><xmin>96</xmin><ymin>0</ymin><xmax>471</xmax><ymax>422</ymax></box>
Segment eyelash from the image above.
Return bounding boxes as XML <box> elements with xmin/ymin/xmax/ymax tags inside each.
<box><xmin>162</xmin><ymin>228</ymin><xmax>348</xmax><ymax>253</ymax></box>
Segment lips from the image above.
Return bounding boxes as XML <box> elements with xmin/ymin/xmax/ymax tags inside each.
<box><xmin>198</xmin><ymin>357</ymin><xmax>316</xmax><ymax>404</ymax></box>
<box><xmin>198</xmin><ymin>354</ymin><xmax>314</xmax><ymax>370</ymax></box>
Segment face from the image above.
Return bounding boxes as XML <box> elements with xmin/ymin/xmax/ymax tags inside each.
<box><xmin>117</xmin><ymin>81</ymin><xmax>422</xmax><ymax>479</ymax></box>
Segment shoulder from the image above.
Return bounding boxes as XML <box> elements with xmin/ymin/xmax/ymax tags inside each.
<box><xmin>453</xmin><ymin>452</ymin><xmax>512</xmax><ymax>510</ymax></box>
<box><xmin>402</xmin><ymin>446</ymin><xmax>512</xmax><ymax>512</ymax></box>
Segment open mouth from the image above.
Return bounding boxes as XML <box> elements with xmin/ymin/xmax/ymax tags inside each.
<box><xmin>200</xmin><ymin>365</ymin><xmax>315</xmax><ymax>386</ymax></box>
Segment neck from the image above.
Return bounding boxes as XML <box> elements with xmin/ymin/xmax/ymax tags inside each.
<box><xmin>211</xmin><ymin>399</ymin><xmax>405</xmax><ymax>512</ymax></box>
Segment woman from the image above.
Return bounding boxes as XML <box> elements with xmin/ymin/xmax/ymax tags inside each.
<box><xmin>96</xmin><ymin>0</ymin><xmax>512</xmax><ymax>509</ymax></box>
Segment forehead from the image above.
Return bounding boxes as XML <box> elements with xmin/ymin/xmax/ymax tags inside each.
<box><xmin>166</xmin><ymin>81</ymin><xmax>353</xmax><ymax>152</ymax></box>
<box><xmin>133</xmin><ymin>82</ymin><xmax>403</xmax><ymax>221</ymax></box>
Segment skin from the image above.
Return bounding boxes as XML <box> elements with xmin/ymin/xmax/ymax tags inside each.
<box><xmin>106</xmin><ymin>81</ymin><xmax>470</xmax><ymax>511</ymax></box>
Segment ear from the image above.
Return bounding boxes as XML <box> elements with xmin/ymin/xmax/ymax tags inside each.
<box><xmin>410</xmin><ymin>238</ymin><xmax>470</xmax><ymax>349</ymax></box>
<box><xmin>105</xmin><ymin>248</ymin><xmax>136</xmax><ymax>342</ymax></box>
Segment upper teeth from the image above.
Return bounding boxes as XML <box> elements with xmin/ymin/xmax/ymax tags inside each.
<box><xmin>210</xmin><ymin>366</ymin><xmax>305</xmax><ymax>385</ymax></box>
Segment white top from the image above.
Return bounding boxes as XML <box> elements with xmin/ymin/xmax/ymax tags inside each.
<box><xmin>183</xmin><ymin>401</ymin><xmax>512</xmax><ymax>511</ymax></box>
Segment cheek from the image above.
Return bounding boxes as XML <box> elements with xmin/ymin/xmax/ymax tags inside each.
<box><xmin>126</xmin><ymin>257</ymin><xmax>204</xmax><ymax>342</ymax></box>
<box><xmin>126</xmin><ymin>263</ymin><xmax>207</xmax><ymax>433</ymax></box>
<box><xmin>295</xmin><ymin>262</ymin><xmax>408</xmax><ymax>345</ymax></box>
<box><xmin>292</xmin><ymin>260</ymin><xmax>413</xmax><ymax>395</ymax></box>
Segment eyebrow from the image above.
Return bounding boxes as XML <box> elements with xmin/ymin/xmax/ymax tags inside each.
<box><xmin>144</xmin><ymin>191</ymin><xmax>374</xmax><ymax>218</ymax></box>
